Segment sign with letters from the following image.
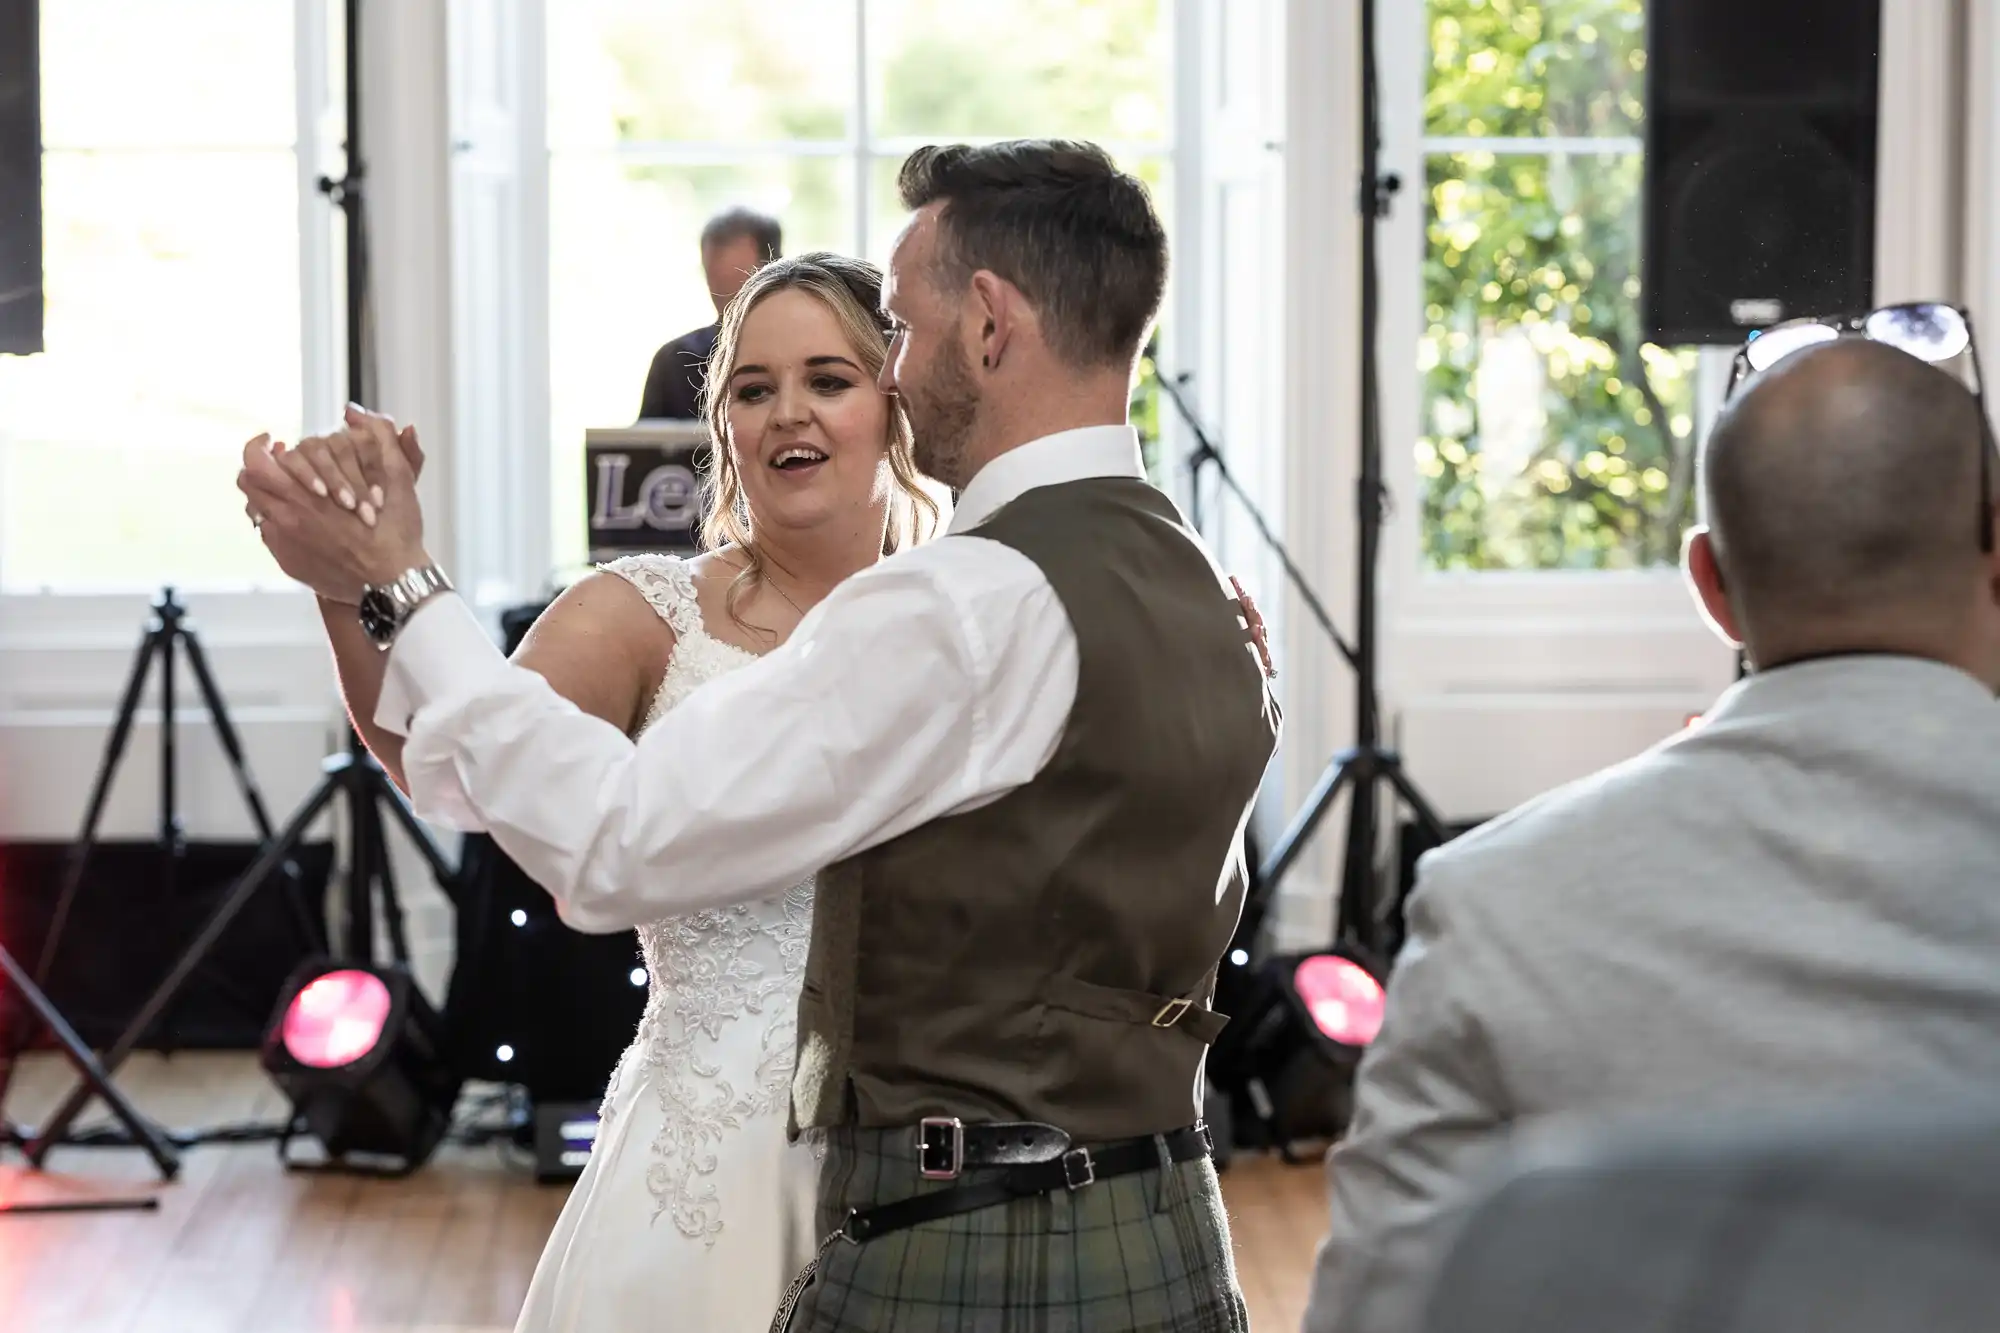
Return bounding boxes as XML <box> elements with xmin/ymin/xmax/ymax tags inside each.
<box><xmin>585</xmin><ymin>422</ymin><xmax>711</xmax><ymax>562</ymax></box>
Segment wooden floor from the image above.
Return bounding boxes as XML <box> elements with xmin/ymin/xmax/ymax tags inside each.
<box><xmin>0</xmin><ymin>1053</ymin><xmax>1329</xmax><ymax>1332</ymax></box>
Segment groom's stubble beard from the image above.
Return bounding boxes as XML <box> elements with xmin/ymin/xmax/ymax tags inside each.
<box><xmin>906</xmin><ymin>335</ymin><xmax>982</xmax><ymax>491</ymax></box>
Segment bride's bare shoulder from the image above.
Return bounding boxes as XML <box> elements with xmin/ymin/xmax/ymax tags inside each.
<box><xmin>507</xmin><ymin>564</ymin><xmax>683</xmax><ymax>734</ymax></box>
<box><xmin>519</xmin><ymin>566</ymin><xmax>679</xmax><ymax>654</ymax></box>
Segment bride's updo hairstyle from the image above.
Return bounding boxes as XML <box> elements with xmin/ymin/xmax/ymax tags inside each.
<box><xmin>699</xmin><ymin>252</ymin><xmax>941</xmax><ymax>608</ymax></box>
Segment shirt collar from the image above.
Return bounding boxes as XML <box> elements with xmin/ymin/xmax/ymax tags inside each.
<box><xmin>946</xmin><ymin>426</ymin><xmax>1146</xmax><ymax>535</ymax></box>
<box><xmin>1704</xmin><ymin>652</ymin><xmax>1997</xmax><ymax>726</ymax></box>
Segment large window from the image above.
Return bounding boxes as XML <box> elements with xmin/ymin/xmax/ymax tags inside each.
<box><xmin>0</xmin><ymin>0</ymin><xmax>334</xmax><ymax>593</ymax></box>
<box><xmin>545</xmin><ymin>0</ymin><xmax>1175</xmax><ymax>573</ymax></box>
<box><xmin>1418</xmin><ymin>0</ymin><xmax>1699</xmax><ymax>571</ymax></box>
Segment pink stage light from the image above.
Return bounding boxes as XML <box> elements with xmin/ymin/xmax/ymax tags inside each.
<box><xmin>279</xmin><ymin>969</ymin><xmax>392</xmax><ymax>1069</ymax></box>
<box><xmin>1292</xmin><ymin>955</ymin><xmax>1386</xmax><ymax>1047</ymax></box>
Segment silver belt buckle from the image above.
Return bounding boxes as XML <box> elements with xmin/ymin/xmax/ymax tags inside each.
<box><xmin>1061</xmin><ymin>1147</ymin><xmax>1096</xmax><ymax>1190</ymax></box>
<box><xmin>917</xmin><ymin>1117</ymin><xmax>964</xmax><ymax>1179</ymax></box>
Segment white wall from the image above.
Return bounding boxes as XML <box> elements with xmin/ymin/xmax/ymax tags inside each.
<box><xmin>0</xmin><ymin>593</ymin><xmax>339</xmax><ymax>840</ymax></box>
<box><xmin>1970</xmin><ymin>0</ymin><xmax>2000</xmax><ymax>331</ymax></box>
<box><xmin>1258</xmin><ymin>0</ymin><xmax>1364</xmax><ymax>948</ymax></box>
<box><xmin>356</xmin><ymin>0</ymin><xmax>461</xmax><ymax>992</ymax></box>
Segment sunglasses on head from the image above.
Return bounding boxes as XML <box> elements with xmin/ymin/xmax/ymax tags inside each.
<box><xmin>1724</xmin><ymin>301</ymin><xmax>1996</xmax><ymax>553</ymax></box>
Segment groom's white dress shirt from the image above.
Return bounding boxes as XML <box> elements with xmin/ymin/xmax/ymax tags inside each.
<box><xmin>374</xmin><ymin>425</ymin><xmax>1150</xmax><ymax>932</ymax></box>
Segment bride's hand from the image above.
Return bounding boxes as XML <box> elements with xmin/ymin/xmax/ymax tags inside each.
<box><xmin>269</xmin><ymin>415</ymin><xmax>428</xmax><ymax>527</ymax></box>
<box><xmin>238</xmin><ymin>434</ymin><xmax>371</xmax><ymax>602</ymax></box>
<box><xmin>1231</xmin><ymin>576</ymin><xmax>1275</xmax><ymax>680</ymax></box>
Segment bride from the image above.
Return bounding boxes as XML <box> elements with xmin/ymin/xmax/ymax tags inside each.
<box><xmin>256</xmin><ymin>252</ymin><xmax>940</xmax><ymax>1330</ymax></box>
<box><xmin>514</xmin><ymin>252</ymin><xmax>937</xmax><ymax>1331</ymax></box>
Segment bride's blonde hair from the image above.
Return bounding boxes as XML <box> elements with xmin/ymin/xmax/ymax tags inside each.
<box><xmin>700</xmin><ymin>252</ymin><xmax>941</xmax><ymax>621</ymax></box>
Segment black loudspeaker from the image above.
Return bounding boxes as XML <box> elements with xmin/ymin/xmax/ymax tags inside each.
<box><xmin>1643</xmin><ymin>0</ymin><xmax>1881</xmax><ymax>344</ymax></box>
<box><xmin>0</xmin><ymin>0</ymin><xmax>40</xmax><ymax>356</ymax></box>
<box><xmin>442</xmin><ymin>834</ymin><xmax>646</xmax><ymax>1100</ymax></box>
<box><xmin>438</xmin><ymin>599</ymin><xmax>647</xmax><ymax>1102</ymax></box>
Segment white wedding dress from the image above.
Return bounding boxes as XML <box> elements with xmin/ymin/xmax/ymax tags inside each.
<box><xmin>513</xmin><ymin>553</ymin><xmax>819</xmax><ymax>1333</ymax></box>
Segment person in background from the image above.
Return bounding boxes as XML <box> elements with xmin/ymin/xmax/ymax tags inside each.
<box><xmin>638</xmin><ymin>206</ymin><xmax>783</xmax><ymax>422</ymax></box>
<box><xmin>1305</xmin><ymin>336</ymin><xmax>2000</xmax><ymax>1333</ymax></box>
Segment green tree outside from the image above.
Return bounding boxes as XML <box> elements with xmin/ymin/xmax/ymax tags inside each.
<box><xmin>1422</xmin><ymin>0</ymin><xmax>1698</xmax><ymax>570</ymax></box>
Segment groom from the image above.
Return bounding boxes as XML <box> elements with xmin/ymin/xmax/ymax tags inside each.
<box><xmin>242</xmin><ymin>139</ymin><xmax>1279</xmax><ymax>1332</ymax></box>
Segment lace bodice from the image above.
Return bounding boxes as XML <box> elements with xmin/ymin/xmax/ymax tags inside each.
<box><xmin>595</xmin><ymin>554</ymin><xmax>814</xmax><ymax>1245</ymax></box>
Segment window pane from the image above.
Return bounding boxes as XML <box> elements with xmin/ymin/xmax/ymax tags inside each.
<box><xmin>867</xmin><ymin>0</ymin><xmax>1170</xmax><ymax>143</ymax></box>
<box><xmin>548</xmin><ymin>0</ymin><xmax>855</xmax><ymax>150</ymax></box>
<box><xmin>547</xmin><ymin>155</ymin><xmax>856</xmax><ymax>573</ymax></box>
<box><xmin>41</xmin><ymin>0</ymin><xmax>295</xmax><ymax>149</ymax></box>
<box><xmin>1418</xmin><ymin>150</ymin><xmax>1697</xmax><ymax>571</ymax></box>
<box><xmin>1427</xmin><ymin>0</ymin><xmax>1645</xmax><ymax>139</ymax></box>
<box><xmin>0</xmin><ymin>152</ymin><xmax>304</xmax><ymax>591</ymax></box>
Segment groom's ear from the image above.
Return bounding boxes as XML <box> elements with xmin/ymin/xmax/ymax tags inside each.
<box><xmin>968</xmin><ymin>269</ymin><xmax>1018</xmax><ymax>372</ymax></box>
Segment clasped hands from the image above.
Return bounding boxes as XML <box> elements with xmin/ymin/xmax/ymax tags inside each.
<box><xmin>240</xmin><ymin>404</ymin><xmax>1278</xmax><ymax>678</ymax></box>
<box><xmin>238</xmin><ymin>403</ymin><xmax>433</xmax><ymax>605</ymax></box>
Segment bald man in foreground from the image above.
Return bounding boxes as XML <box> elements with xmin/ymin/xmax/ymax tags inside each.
<box><xmin>1303</xmin><ymin>339</ymin><xmax>2000</xmax><ymax>1333</ymax></box>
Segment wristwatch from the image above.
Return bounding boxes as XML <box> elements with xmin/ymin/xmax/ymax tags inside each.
<box><xmin>358</xmin><ymin>564</ymin><xmax>454</xmax><ymax>649</ymax></box>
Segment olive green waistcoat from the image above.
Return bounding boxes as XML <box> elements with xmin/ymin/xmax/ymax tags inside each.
<box><xmin>790</xmin><ymin>477</ymin><xmax>1282</xmax><ymax>1142</ymax></box>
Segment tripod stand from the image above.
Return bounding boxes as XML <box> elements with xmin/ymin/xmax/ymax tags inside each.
<box><xmin>20</xmin><ymin>0</ymin><xmax>461</xmax><ymax>1166</ymax></box>
<box><xmin>0</xmin><ymin>586</ymin><xmax>319</xmax><ymax>1178</ymax></box>
<box><xmin>39</xmin><ymin>588</ymin><xmax>318</xmax><ymax>1007</ymax></box>
<box><xmin>20</xmin><ymin>744</ymin><xmax>456</xmax><ymax>1165</ymax></box>
<box><xmin>1171</xmin><ymin>0</ymin><xmax>1448</xmax><ymax>962</ymax></box>
<box><xmin>0</xmin><ymin>943</ymin><xmax>176</xmax><ymax>1197</ymax></box>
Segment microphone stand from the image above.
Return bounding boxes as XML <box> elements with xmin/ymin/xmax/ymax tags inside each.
<box><xmin>1165</xmin><ymin>372</ymin><xmax>1361</xmax><ymax>680</ymax></box>
<box><xmin>1165</xmin><ymin>0</ymin><xmax>1448</xmax><ymax>962</ymax></box>
<box><xmin>1162</xmin><ymin>369</ymin><xmax>1356</xmax><ymax>963</ymax></box>
<box><xmin>1163</xmin><ymin>373</ymin><xmax>1379</xmax><ymax>961</ymax></box>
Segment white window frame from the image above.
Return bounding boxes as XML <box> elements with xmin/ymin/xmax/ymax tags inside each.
<box><xmin>1365</xmin><ymin>1</ymin><xmax>1958</xmax><ymax>820</ymax></box>
<box><xmin>1375</xmin><ymin>0</ymin><xmax>1706</xmax><ymax>632</ymax></box>
<box><xmin>547</xmin><ymin>2</ymin><xmax>1179</xmax><ymax>293</ymax></box>
<box><xmin>0</xmin><ymin>0</ymin><xmax>341</xmax><ymax>637</ymax></box>
<box><xmin>0</xmin><ymin>0</ymin><xmax>355</xmax><ymax>845</ymax></box>
<box><xmin>451</xmin><ymin>0</ymin><xmax>1191</xmax><ymax>606</ymax></box>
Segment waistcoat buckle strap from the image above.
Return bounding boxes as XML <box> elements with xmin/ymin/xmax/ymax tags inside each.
<box><xmin>1043</xmin><ymin>973</ymin><xmax>1231</xmax><ymax>1043</ymax></box>
<box><xmin>1061</xmin><ymin>1147</ymin><xmax>1096</xmax><ymax>1190</ymax></box>
<box><xmin>917</xmin><ymin>1117</ymin><xmax>964</xmax><ymax>1179</ymax></box>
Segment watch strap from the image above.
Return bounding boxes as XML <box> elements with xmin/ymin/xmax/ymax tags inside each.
<box><xmin>360</xmin><ymin>564</ymin><xmax>453</xmax><ymax>646</ymax></box>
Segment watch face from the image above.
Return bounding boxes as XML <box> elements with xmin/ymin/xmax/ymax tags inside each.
<box><xmin>358</xmin><ymin>589</ymin><xmax>398</xmax><ymax>643</ymax></box>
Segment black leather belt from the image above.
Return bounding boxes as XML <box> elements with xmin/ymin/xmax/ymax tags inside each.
<box><xmin>838</xmin><ymin>1121</ymin><xmax>1213</xmax><ymax>1244</ymax></box>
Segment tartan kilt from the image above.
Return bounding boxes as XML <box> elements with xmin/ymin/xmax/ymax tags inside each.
<box><xmin>781</xmin><ymin>1124</ymin><xmax>1250</xmax><ymax>1333</ymax></box>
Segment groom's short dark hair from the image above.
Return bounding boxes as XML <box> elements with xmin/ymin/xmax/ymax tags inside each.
<box><xmin>897</xmin><ymin>140</ymin><xmax>1167</xmax><ymax>369</ymax></box>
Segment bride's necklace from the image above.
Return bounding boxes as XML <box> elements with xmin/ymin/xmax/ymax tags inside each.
<box><xmin>761</xmin><ymin>568</ymin><xmax>805</xmax><ymax>618</ymax></box>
